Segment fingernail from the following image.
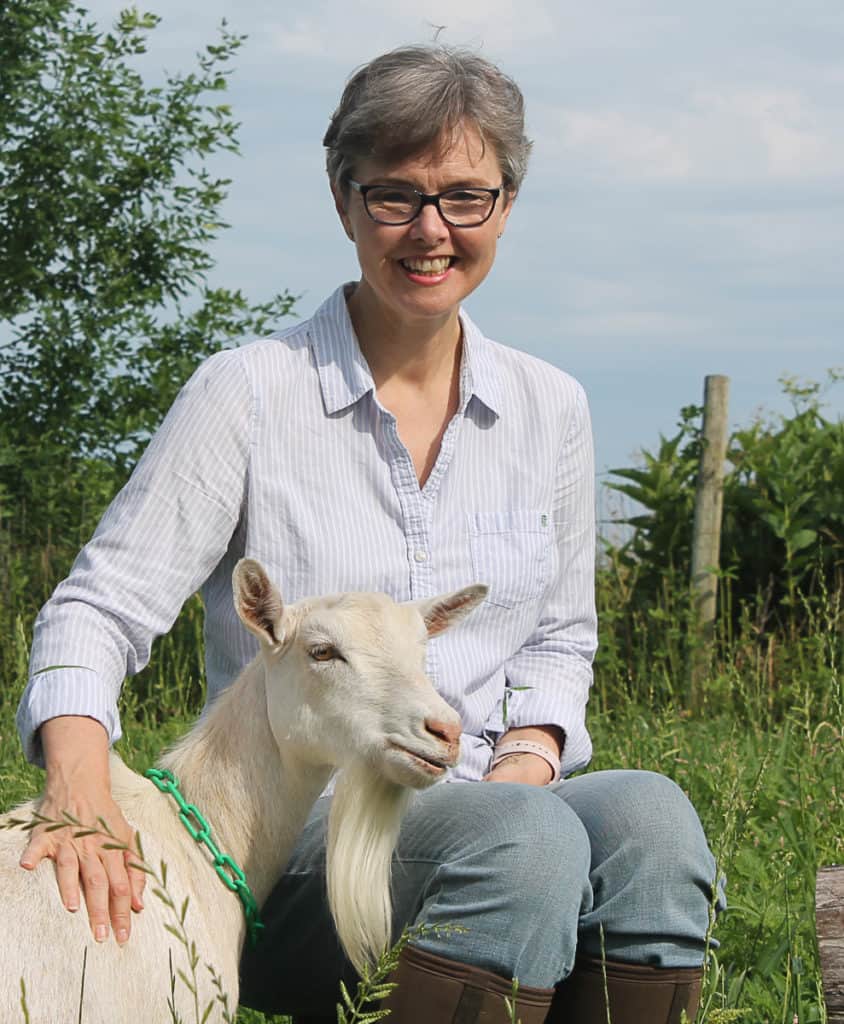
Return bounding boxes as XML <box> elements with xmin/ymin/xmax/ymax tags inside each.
<box><xmin>117</xmin><ymin>928</ymin><xmax>129</xmax><ymax>945</ymax></box>
<box><xmin>95</xmin><ymin>925</ymin><xmax>108</xmax><ymax>942</ymax></box>
<box><xmin>66</xmin><ymin>901</ymin><xmax>79</xmax><ymax>912</ymax></box>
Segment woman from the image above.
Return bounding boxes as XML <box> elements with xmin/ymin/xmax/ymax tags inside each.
<box><xmin>17</xmin><ymin>45</ymin><xmax>718</xmax><ymax>1024</ymax></box>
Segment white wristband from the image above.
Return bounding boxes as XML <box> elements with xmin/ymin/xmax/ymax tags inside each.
<box><xmin>490</xmin><ymin>740</ymin><xmax>561</xmax><ymax>784</ymax></box>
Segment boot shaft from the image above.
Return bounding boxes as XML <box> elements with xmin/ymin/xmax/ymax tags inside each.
<box><xmin>381</xmin><ymin>944</ymin><xmax>553</xmax><ymax>1024</ymax></box>
<box><xmin>548</xmin><ymin>956</ymin><xmax>702</xmax><ymax>1024</ymax></box>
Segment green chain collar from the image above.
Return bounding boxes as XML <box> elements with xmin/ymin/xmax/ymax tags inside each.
<box><xmin>145</xmin><ymin>767</ymin><xmax>263</xmax><ymax>947</ymax></box>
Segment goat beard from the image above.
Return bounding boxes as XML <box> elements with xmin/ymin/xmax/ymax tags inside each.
<box><xmin>326</xmin><ymin>761</ymin><xmax>413</xmax><ymax>975</ymax></box>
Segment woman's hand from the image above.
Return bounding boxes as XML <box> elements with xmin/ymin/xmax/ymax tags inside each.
<box><xmin>482</xmin><ymin>724</ymin><xmax>564</xmax><ymax>787</ymax></box>
<box><xmin>19</xmin><ymin>716</ymin><xmax>145</xmax><ymax>945</ymax></box>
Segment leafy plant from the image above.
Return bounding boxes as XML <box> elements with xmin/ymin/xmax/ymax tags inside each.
<box><xmin>600</xmin><ymin>373</ymin><xmax>843</xmax><ymax>702</ymax></box>
<box><xmin>725</xmin><ymin>373</ymin><xmax>844</xmax><ymax>618</ymax></box>
<box><xmin>0</xmin><ymin>0</ymin><xmax>296</xmax><ymax>551</ymax></box>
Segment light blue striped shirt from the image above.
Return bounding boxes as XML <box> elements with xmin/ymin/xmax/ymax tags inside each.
<box><xmin>18</xmin><ymin>285</ymin><xmax>597</xmax><ymax>780</ymax></box>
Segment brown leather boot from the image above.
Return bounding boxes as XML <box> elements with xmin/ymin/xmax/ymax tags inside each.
<box><xmin>380</xmin><ymin>944</ymin><xmax>554</xmax><ymax>1023</ymax></box>
<box><xmin>548</xmin><ymin>956</ymin><xmax>703</xmax><ymax>1024</ymax></box>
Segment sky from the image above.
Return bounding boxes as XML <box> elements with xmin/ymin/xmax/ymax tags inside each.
<box><xmin>82</xmin><ymin>0</ymin><xmax>843</xmax><ymax>527</ymax></box>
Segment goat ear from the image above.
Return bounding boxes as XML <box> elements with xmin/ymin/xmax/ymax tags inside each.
<box><xmin>415</xmin><ymin>584</ymin><xmax>488</xmax><ymax>638</ymax></box>
<box><xmin>233</xmin><ymin>558</ymin><xmax>286</xmax><ymax>648</ymax></box>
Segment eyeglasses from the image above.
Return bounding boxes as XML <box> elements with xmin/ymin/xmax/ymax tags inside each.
<box><xmin>347</xmin><ymin>180</ymin><xmax>503</xmax><ymax>227</ymax></box>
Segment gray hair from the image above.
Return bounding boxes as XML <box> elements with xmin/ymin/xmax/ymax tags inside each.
<box><xmin>323</xmin><ymin>45</ymin><xmax>532</xmax><ymax>194</ymax></box>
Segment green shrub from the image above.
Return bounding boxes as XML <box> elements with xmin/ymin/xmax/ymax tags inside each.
<box><xmin>598</xmin><ymin>373</ymin><xmax>843</xmax><ymax>712</ymax></box>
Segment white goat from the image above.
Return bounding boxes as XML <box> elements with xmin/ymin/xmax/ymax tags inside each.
<box><xmin>0</xmin><ymin>559</ymin><xmax>485</xmax><ymax>1024</ymax></box>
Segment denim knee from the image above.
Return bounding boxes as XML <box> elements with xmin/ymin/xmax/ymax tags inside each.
<box><xmin>402</xmin><ymin>782</ymin><xmax>593</xmax><ymax>986</ymax></box>
<box><xmin>557</xmin><ymin>770</ymin><xmax>720</xmax><ymax>966</ymax></box>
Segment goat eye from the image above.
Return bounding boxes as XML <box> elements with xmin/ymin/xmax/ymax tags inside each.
<box><xmin>309</xmin><ymin>645</ymin><xmax>338</xmax><ymax>662</ymax></box>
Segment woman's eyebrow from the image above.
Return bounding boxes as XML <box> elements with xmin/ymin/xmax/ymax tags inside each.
<box><xmin>364</xmin><ymin>176</ymin><xmax>497</xmax><ymax>189</ymax></box>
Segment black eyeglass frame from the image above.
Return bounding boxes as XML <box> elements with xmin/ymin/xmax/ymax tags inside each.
<box><xmin>347</xmin><ymin>179</ymin><xmax>504</xmax><ymax>228</ymax></box>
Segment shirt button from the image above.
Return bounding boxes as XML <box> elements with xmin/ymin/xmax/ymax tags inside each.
<box><xmin>414</xmin><ymin>549</ymin><xmax>428</xmax><ymax>563</ymax></box>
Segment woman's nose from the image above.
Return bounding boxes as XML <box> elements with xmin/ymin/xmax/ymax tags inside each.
<box><xmin>408</xmin><ymin>202</ymin><xmax>449</xmax><ymax>244</ymax></box>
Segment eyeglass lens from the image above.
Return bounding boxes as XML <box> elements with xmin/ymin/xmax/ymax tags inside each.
<box><xmin>365</xmin><ymin>187</ymin><xmax>496</xmax><ymax>226</ymax></box>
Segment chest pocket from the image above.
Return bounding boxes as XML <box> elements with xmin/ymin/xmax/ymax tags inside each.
<box><xmin>468</xmin><ymin>510</ymin><xmax>553</xmax><ymax>609</ymax></box>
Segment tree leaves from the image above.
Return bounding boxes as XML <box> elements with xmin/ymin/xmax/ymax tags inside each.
<box><xmin>0</xmin><ymin>0</ymin><xmax>296</xmax><ymax>548</ymax></box>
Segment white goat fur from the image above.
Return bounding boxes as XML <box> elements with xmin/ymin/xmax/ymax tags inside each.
<box><xmin>0</xmin><ymin>560</ymin><xmax>485</xmax><ymax>1024</ymax></box>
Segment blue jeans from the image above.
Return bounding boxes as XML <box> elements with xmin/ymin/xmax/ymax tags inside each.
<box><xmin>238</xmin><ymin>770</ymin><xmax>721</xmax><ymax>1015</ymax></box>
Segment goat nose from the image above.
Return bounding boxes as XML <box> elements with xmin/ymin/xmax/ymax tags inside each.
<box><xmin>425</xmin><ymin>718</ymin><xmax>461</xmax><ymax>746</ymax></box>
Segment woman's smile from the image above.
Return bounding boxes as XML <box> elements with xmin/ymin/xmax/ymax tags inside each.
<box><xmin>397</xmin><ymin>255</ymin><xmax>458</xmax><ymax>288</ymax></box>
<box><xmin>399</xmin><ymin>255</ymin><xmax>456</xmax><ymax>278</ymax></box>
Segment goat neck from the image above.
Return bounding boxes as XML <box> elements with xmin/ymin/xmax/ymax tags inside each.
<box><xmin>157</xmin><ymin>655</ymin><xmax>334</xmax><ymax>911</ymax></box>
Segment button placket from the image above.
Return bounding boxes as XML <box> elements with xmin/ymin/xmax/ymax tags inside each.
<box><xmin>378</xmin><ymin>409</ymin><xmax>434</xmax><ymax>601</ymax></box>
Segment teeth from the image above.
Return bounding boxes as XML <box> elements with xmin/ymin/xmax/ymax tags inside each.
<box><xmin>402</xmin><ymin>256</ymin><xmax>452</xmax><ymax>274</ymax></box>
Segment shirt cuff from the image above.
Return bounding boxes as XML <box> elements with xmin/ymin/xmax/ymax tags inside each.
<box><xmin>16</xmin><ymin>668</ymin><xmax>122</xmax><ymax>767</ymax></box>
<box><xmin>484</xmin><ymin>678</ymin><xmax>592</xmax><ymax>778</ymax></box>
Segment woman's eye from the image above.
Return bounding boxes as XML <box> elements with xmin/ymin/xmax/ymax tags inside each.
<box><xmin>309</xmin><ymin>645</ymin><xmax>338</xmax><ymax>662</ymax></box>
<box><xmin>446</xmin><ymin>190</ymin><xmax>483</xmax><ymax>203</ymax></box>
<box><xmin>378</xmin><ymin>189</ymin><xmax>413</xmax><ymax>204</ymax></box>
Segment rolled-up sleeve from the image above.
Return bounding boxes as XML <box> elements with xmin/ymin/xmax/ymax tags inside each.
<box><xmin>17</xmin><ymin>348</ymin><xmax>252</xmax><ymax>764</ymax></box>
<box><xmin>499</xmin><ymin>383</ymin><xmax>597</xmax><ymax>776</ymax></box>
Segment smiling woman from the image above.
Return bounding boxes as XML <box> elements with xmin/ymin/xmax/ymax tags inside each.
<box><xmin>15</xmin><ymin>42</ymin><xmax>718</xmax><ymax>1024</ymax></box>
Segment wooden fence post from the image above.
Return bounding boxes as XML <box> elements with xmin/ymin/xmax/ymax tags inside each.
<box><xmin>688</xmin><ymin>375</ymin><xmax>730</xmax><ymax>711</ymax></box>
<box><xmin>817</xmin><ymin>865</ymin><xmax>844</xmax><ymax>1023</ymax></box>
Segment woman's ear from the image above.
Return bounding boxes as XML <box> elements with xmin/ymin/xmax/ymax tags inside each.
<box><xmin>331</xmin><ymin>181</ymin><xmax>355</xmax><ymax>242</ymax></box>
<box><xmin>496</xmin><ymin>189</ymin><xmax>517</xmax><ymax>240</ymax></box>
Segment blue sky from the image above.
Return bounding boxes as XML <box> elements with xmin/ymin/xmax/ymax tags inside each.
<box><xmin>85</xmin><ymin>1</ymin><xmax>843</xmax><ymax>525</ymax></box>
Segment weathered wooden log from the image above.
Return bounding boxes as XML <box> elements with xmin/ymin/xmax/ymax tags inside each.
<box><xmin>817</xmin><ymin>865</ymin><xmax>844</xmax><ymax>1024</ymax></box>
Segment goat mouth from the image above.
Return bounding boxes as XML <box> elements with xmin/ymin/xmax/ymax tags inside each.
<box><xmin>388</xmin><ymin>742</ymin><xmax>449</xmax><ymax>776</ymax></box>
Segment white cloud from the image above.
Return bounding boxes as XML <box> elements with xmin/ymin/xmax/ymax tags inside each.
<box><xmin>692</xmin><ymin>88</ymin><xmax>842</xmax><ymax>180</ymax></box>
<box><xmin>538</xmin><ymin>85</ymin><xmax>844</xmax><ymax>184</ymax></box>
<box><xmin>562</xmin><ymin>310</ymin><xmax>706</xmax><ymax>340</ymax></box>
<box><xmin>269</xmin><ymin>20</ymin><xmax>329</xmax><ymax>58</ymax></box>
<box><xmin>555</xmin><ymin>110</ymin><xmax>692</xmax><ymax>181</ymax></box>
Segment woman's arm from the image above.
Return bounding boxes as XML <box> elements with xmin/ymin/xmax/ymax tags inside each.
<box><xmin>482</xmin><ymin>380</ymin><xmax>597</xmax><ymax>784</ymax></box>
<box><xmin>18</xmin><ymin>348</ymin><xmax>251</xmax><ymax>761</ymax></box>
<box><xmin>20</xmin><ymin>717</ymin><xmax>145</xmax><ymax>944</ymax></box>
<box><xmin>17</xmin><ymin>348</ymin><xmax>252</xmax><ymax>941</ymax></box>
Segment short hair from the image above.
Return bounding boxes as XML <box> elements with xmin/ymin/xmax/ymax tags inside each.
<box><xmin>323</xmin><ymin>45</ymin><xmax>532</xmax><ymax>194</ymax></box>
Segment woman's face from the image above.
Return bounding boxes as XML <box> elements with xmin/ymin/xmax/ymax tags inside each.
<box><xmin>333</xmin><ymin>122</ymin><xmax>514</xmax><ymax>330</ymax></box>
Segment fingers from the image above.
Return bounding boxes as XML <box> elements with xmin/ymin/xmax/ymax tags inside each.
<box><xmin>125</xmin><ymin>845</ymin><xmax>146</xmax><ymax>913</ymax></box>
<box><xmin>101</xmin><ymin>850</ymin><xmax>133</xmax><ymax>944</ymax></box>
<box><xmin>21</xmin><ymin>835</ymin><xmax>71</xmax><ymax>916</ymax></box>
<box><xmin>19</xmin><ymin>815</ymin><xmax>141</xmax><ymax>944</ymax></box>
<box><xmin>80</xmin><ymin>850</ymin><xmax>114</xmax><ymax>942</ymax></box>
<box><xmin>20</xmin><ymin>831</ymin><xmax>81</xmax><ymax>913</ymax></box>
<box><xmin>19</xmin><ymin>829</ymin><xmax>51</xmax><ymax>872</ymax></box>
<box><xmin>55</xmin><ymin>839</ymin><xmax>83</xmax><ymax>913</ymax></box>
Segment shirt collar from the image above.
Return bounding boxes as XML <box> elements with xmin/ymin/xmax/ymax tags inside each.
<box><xmin>458</xmin><ymin>307</ymin><xmax>503</xmax><ymax>417</ymax></box>
<box><xmin>308</xmin><ymin>283</ymin><xmax>503</xmax><ymax>418</ymax></box>
<box><xmin>308</xmin><ymin>285</ymin><xmax>375</xmax><ymax>414</ymax></box>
